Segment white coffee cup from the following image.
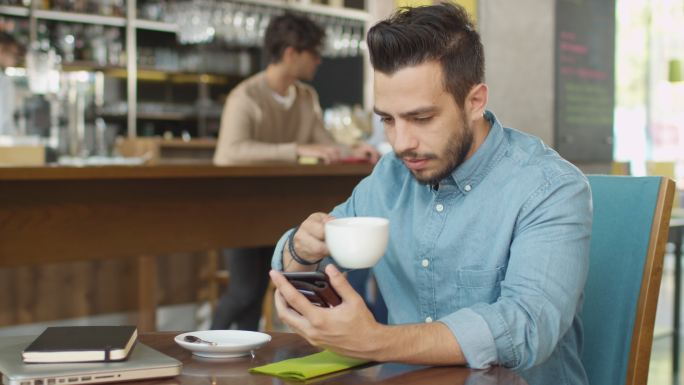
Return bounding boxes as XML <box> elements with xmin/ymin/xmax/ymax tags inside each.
<box><xmin>324</xmin><ymin>217</ymin><xmax>389</xmax><ymax>269</ymax></box>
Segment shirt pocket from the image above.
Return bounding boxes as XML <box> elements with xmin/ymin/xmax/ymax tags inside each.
<box><xmin>455</xmin><ymin>266</ymin><xmax>505</xmax><ymax>308</ymax></box>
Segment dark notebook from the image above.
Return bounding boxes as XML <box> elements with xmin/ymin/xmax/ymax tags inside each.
<box><xmin>22</xmin><ymin>326</ymin><xmax>138</xmax><ymax>363</ymax></box>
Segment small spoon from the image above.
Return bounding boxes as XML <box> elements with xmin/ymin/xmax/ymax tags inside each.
<box><xmin>183</xmin><ymin>335</ymin><xmax>218</xmax><ymax>346</ymax></box>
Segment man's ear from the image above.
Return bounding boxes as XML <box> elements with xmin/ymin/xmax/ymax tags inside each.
<box><xmin>282</xmin><ymin>46</ymin><xmax>297</xmax><ymax>62</ymax></box>
<box><xmin>465</xmin><ymin>83</ymin><xmax>488</xmax><ymax>119</ymax></box>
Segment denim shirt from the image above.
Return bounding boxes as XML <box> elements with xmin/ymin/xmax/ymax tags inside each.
<box><xmin>272</xmin><ymin>111</ymin><xmax>592</xmax><ymax>385</ymax></box>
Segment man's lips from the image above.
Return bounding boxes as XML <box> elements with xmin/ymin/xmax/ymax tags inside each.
<box><xmin>403</xmin><ymin>158</ymin><xmax>430</xmax><ymax>171</ymax></box>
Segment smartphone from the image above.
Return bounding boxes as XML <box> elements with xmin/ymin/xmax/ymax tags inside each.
<box><xmin>282</xmin><ymin>271</ymin><xmax>342</xmax><ymax>307</ymax></box>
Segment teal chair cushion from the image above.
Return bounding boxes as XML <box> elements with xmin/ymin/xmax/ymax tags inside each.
<box><xmin>582</xmin><ymin>176</ymin><xmax>661</xmax><ymax>385</ymax></box>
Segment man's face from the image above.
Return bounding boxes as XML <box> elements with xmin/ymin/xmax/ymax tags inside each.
<box><xmin>374</xmin><ymin>60</ymin><xmax>474</xmax><ymax>185</ymax></box>
<box><xmin>291</xmin><ymin>48</ymin><xmax>322</xmax><ymax>81</ymax></box>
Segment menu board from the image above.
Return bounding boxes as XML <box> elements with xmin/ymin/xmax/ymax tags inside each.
<box><xmin>555</xmin><ymin>0</ymin><xmax>615</xmax><ymax>162</ymax></box>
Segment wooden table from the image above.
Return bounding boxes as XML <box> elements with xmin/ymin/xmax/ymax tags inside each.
<box><xmin>0</xmin><ymin>164</ymin><xmax>373</xmax><ymax>330</ymax></box>
<box><xmin>138</xmin><ymin>332</ymin><xmax>526</xmax><ymax>385</ymax></box>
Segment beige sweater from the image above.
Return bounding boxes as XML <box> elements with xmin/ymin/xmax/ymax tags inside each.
<box><xmin>213</xmin><ymin>71</ymin><xmax>336</xmax><ymax>165</ymax></box>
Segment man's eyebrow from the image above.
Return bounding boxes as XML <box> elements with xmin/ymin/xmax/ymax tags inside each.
<box><xmin>373</xmin><ymin>106</ymin><xmax>439</xmax><ymax>118</ymax></box>
<box><xmin>400</xmin><ymin>107</ymin><xmax>439</xmax><ymax>118</ymax></box>
<box><xmin>373</xmin><ymin>107</ymin><xmax>390</xmax><ymax>116</ymax></box>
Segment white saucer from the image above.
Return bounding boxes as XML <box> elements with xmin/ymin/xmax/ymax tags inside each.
<box><xmin>174</xmin><ymin>330</ymin><xmax>272</xmax><ymax>359</ymax></box>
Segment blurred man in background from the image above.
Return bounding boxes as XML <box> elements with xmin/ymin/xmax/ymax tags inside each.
<box><xmin>214</xmin><ymin>13</ymin><xmax>377</xmax><ymax>165</ymax></box>
<box><xmin>211</xmin><ymin>12</ymin><xmax>379</xmax><ymax>331</ymax></box>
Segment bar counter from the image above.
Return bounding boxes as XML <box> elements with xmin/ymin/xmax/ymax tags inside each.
<box><xmin>0</xmin><ymin>163</ymin><xmax>374</xmax><ymax>329</ymax></box>
<box><xmin>0</xmin><ymin>162</ymin><xmax>374</xmax><ymax>181</ymax></box>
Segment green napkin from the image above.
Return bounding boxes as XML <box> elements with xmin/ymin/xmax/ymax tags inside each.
<box><xmin>249</xmin><ymin>350</ymin><xmax>369</xmax><ymax>381</ymax></box>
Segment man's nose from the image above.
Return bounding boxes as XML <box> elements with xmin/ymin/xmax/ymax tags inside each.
<box><xmin>392</xmin><ymin>123</ymin><xmax>418</xmax><ymax>154</ymax></box>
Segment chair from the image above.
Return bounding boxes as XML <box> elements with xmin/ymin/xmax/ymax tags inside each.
<box><xmin>646</xmin><ymin>161</ymin><xmax>680</xmax><ymax>209</ymax></box>
<box><xmin>582</xmin><ymin>176</ymin><xmax>675</xmax><ymax>385</ymax></box>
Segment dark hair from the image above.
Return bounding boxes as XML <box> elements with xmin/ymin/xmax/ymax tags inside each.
<box><xmin>263</xmin><ymin>13</ymin><xmax>325</xmax><ymax>64</ymax></box>
<box><xmin>366</xmin><ymin>3</ymin><xmax>484</xmax><ymax>107</ymax></box>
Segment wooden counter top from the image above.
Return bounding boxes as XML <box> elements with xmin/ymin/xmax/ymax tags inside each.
<box><xmin>0</xmin><ymin>162</ymin><xmax>374</xmax><ymax>267</ymax></box>
<box><xmin>0</xmin><ymin>163</ymin><xmax>375</xmax><ymax>181</ymax></box>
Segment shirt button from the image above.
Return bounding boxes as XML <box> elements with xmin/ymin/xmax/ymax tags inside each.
<box><xmin>425</xmin><ymin>317</ymin><xmax>433</xmax><ymax>323</ymax></box>
<box><xmin>464</xmin><ymin>184</ymin><xmax>472</xmax><ymax>192</ymax></box>
<box><xmin>421</xmin><ymin>259</ymin><xmax>429</xmax><ymax>268</ymax></box>
<box><xmin>435</xmin><ymin>203</ymin><xmax>444</xmax><ymax>212</ymax></box>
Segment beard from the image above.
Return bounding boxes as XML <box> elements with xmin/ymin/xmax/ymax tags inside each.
<box><xmin>396</xmin><ymin>117</ymin><xmax>474</xmax><ymax>186</ymax></box>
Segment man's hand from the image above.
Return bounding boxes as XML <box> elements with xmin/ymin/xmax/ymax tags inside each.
<box><xmin>271</xmin><ymin>263</ymin><xmax>467</xmax><ymax>365</ymax></box>
<box><xmin>270</xmin><ymin>264</ymin><xmax>384</xmax><ymax>359</ymax></box>
<box><xmin>296</xmin><ymin>143</ymin><xmax>342</xmax><ymax>164</ymax></box>
<box><xmin>349</xmin><ymin>142</ymin><xmax>380</xmax><ymax>164</ymax></box>
<box><xmin>283</xmin><ymin>213</ymin><xmax>335</xmax><ymax>271</ymax></box>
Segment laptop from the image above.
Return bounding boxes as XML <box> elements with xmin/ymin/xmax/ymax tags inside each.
<box><xmin>0</xmin><ymin>336</ymin><xmax>181</xmax><ymax>385</ymax></box>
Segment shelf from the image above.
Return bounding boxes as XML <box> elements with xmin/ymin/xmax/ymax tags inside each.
<box><xmin>62</xmin><ymin>62</ymin><xmax>126</xmax><ymax>72</ymax></box>
<box><xmin>34</xmin><ymin>9</ymin><xmax>126</xmax><ymax>27</ymax></box>
<box><xmin>170</xmin><ymin>73</ymin><xmax>232</xmax><ymax>85</ymax></box>
<box><xmin>0</xmin><ymin>5</ymin><xmax>28</xmax><ymax>17</ymax></box>
<box><xmin>0</xmin><ymin>6</ymin><xmax>125</xmax><ymax>26</ymax></box>
<box><xmin>58</xmin><ymin>62</ymin><xmax>234</xmax><ymax>85</ymax></box>
<box><xmin>103</xmin><ymin>113</ymin><xmax>190</xmax><ymax>121</ymax></box>
<box><xmin>137</xmin><ymin>68</ymin><xmax>234</xmax><ymax>84</ymax></box>
<box><xmin>102</xmin><ymin>112</ymin><xmax>221</xmax><ymax>121</ymax></box>
<box><xmin>138</xmin><ymin>113</ymin><xmax>191</xmax><ymax>121</ymax></box>
<box><xmin>134</xmin><ymin>19</ymin><xmax>178</xmax><ymax>33</ymax></box>
<box><xmin>1</xmin><ymin>3</ymin><xmax>369</xmax><ymax>27</ymax></box>
<box><xmin>1</xmin><ymin>4</ymin><xmax>368</xmax><ymax>27</ymax></box>
<box><xmin>245</xmin><ymin>0</ymin><xmax>370</xmax><ymax>22</ymax></box>
<box><xmin>12</xmin><ymin>62</ymin><xmax>125</xmax><ymax>75</ymax></box>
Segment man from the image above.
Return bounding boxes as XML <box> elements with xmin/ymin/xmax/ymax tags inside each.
<box><xmin>211</xmin><ymin>13</ymin><xmax>378</xmax><ymax>331</ymax></box>
<box><xmin>0</xmin><ymin>31</ymin><xmax>20</xmax><ymax>135</ymax></box>
<box><xmin>268</xmin><ymin>4</ymin><xmax>592</xmax><ymax>385</ymax></box>
<box><xmin>213</xmin><ymin>13</ymin><xmax>377</xmax><ymax>165</ymax></box>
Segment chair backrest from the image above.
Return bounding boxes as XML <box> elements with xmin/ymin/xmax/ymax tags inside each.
<box><xmin>646</xmin><ymin>161</ymin><xmax>680</xmax><ymax>208</ymax></box>
<box><xmin>582</xmin><ymin>176</ymin><xmax>675</xmax><ymax>385</ymax></box>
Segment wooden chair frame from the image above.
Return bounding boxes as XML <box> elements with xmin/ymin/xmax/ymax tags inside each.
<box><xmin>626</xmin><ymin>177</ymin><xmax>676</xmax><ymax>385</ymax></box>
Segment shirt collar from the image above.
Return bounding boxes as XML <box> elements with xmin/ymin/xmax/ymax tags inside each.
<box><xmin>443</xmin><ymin>110</ymin><xmax>507</xmax><ymax>194</ymax></box>
<box><xmin>271</xmin><ymin>85</ymin><xmax>296</xmax><ymax>109</ymax></box>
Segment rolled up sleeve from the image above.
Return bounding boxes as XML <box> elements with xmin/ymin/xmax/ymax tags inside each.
<box><xmin>439</xmin><ymin>308</ymin><xmax>498</xmax><ymax>368</ymax></box>
<box><xmin>271</xmin><ymin>228</ymin><xmax>294</xmax><ymax>271</ymax></box>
